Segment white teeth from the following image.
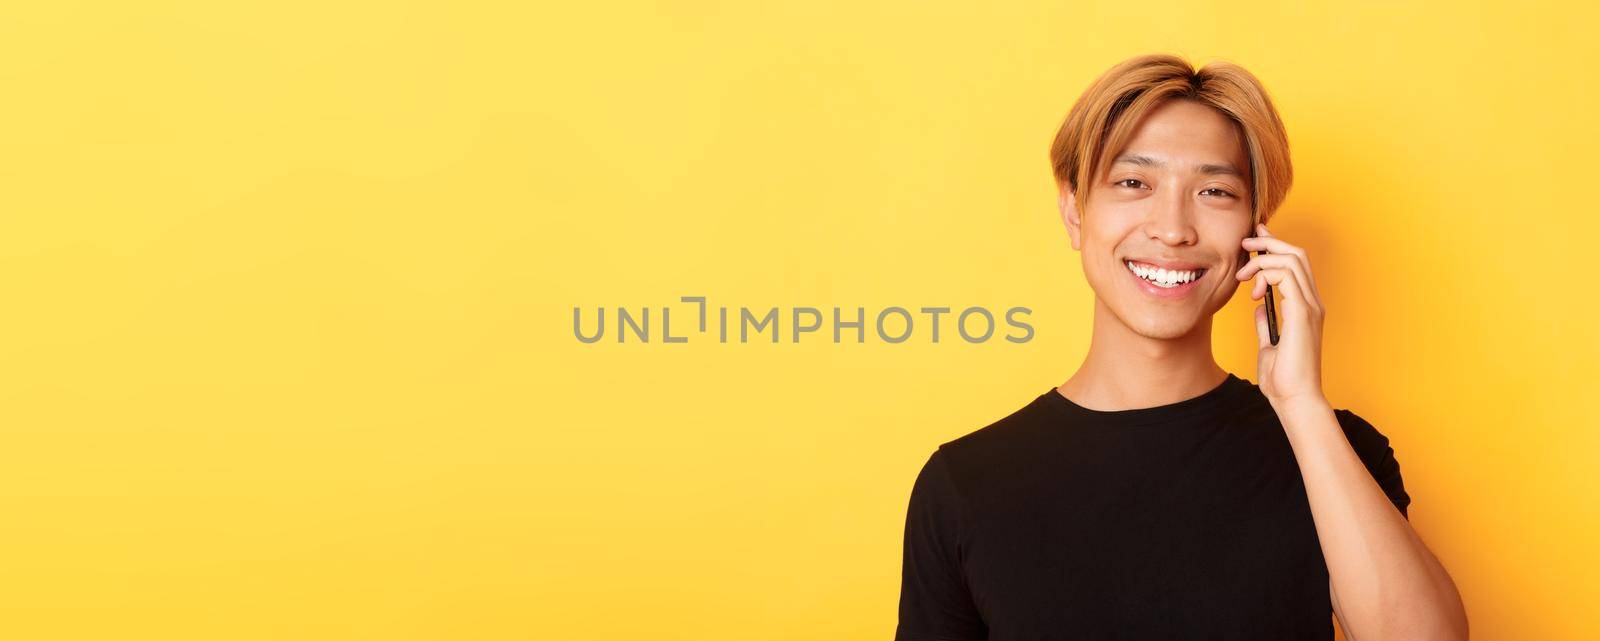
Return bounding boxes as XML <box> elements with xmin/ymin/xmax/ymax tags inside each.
<box><xmin>1125</xmin><ymin>260</ymin><xmax>1201</xmax><ymax>288</ymax></box>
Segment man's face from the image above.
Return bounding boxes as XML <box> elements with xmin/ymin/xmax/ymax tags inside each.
<box><xmin>1059</xmin><ymin>98</ymin><xmax>1253</xmax><ymax>340</ymax></box>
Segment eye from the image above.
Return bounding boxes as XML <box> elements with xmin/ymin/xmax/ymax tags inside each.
<box><xmin>1115</xmin><ymin>178</ymin><xmax>1147</xmax><ymax>189</ymax></box>
<box><xmin>1201</xmin><ymin>187</ymin><xmax>1236</xmax><ymax>198</ymax></box>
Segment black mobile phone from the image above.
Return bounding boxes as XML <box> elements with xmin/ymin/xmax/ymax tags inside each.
<box><xmin>1256</xmin><ymin>246</ymin><xmax>1279</xmax><ymax>346</ymax></box>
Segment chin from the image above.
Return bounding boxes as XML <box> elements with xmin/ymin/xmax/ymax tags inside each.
<box><xmin>1129</xmin><ymin>316</ymin><xmax>1202</xmax><ymax>340</ymax></box>
<box><xmin>1111</xmin><ymin>301</ymin><xmax>1207</xmax><ymax>340</ymax></box>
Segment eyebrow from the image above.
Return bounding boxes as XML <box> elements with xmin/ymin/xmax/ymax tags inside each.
<box><xmin>1113</xmin><ymin>153</ymin><xmax>1244</xmax><ymax>178</ymax></box>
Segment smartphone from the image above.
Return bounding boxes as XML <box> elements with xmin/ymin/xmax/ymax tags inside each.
<box><xmin>1255</xmin><ymin>245</ymin><xmax>1279</xmax><ymax>346</ymax></box>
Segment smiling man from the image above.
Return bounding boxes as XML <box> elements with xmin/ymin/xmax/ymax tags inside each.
<box><xmin>895</xmin><ymin>54</ymin><xmax>1468</xmax><ymax>640</ymax></box>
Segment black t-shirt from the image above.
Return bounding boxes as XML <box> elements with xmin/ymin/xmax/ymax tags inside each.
<box><xmin>895</xmin><ymin>372</ymin><xmax>1411</xmax><ymax>640</ymax></box>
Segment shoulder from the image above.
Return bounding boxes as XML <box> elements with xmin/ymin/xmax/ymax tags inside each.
<box><xmin>935</xmin><ymin>391</ymin><xmax>1057</xmax><ymax>465</ymax></box>
<box><xmin>1332</xmin><ymin>407</ymin><xmax>1398</xmax><ymax>455</ymax></box>
<box><xmin>1331</xmin><ymin>406</ymin><xmax>1412</xmax><ymax>516</ymax></box>
<box><xmin>905</xmin><ymin>393</ymin><xmax>1046</xmax><ymax>481</ymax></box>
<box><xmin>911</xmin><ymin>391</ymin><xmax>1067</xmax><ymax>505</ymax></box>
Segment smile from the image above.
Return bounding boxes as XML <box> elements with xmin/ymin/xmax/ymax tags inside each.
<box><xmin>1124</xmin><ymin>259</ymin><xmax>1207</xmax><ymax>298</ymax></box>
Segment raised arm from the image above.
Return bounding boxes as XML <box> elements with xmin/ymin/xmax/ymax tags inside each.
<box><xmin>1238</xmin><ymin>222</ymin><xmax>1467</xmax><ymax>640</ymax></box>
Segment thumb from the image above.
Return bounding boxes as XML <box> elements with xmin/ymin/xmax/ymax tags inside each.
<box><xmin>1254</xmin><ymin>303</ymin><xmax>1272</xmax><ymax>350</ymax></box>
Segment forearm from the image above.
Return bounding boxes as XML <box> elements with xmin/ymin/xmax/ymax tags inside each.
<box><xmin>1276</xmin><ymin>398</ymin><xmax>1468</xmax><ymax>641</ymax></box>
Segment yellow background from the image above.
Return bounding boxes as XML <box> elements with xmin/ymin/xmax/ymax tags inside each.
<box><xmin>2</xmin><ymin>1</ymin><xmax>1595</xmax><ymax>639</ymax></box>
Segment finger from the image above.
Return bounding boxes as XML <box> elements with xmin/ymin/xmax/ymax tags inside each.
<box><xmin>1236</xmin><ymin>253</ymin><xmax>1320</xmax><ymax>314</ymax></box>
<box><xmin>1239</xmin><ymin>237</ymin><xmax>1319</xmax><ymax>298</ymax></box>
<box><xmin>1254</xmin><ymin>303</ymin><xmax>1271</xmax><ymax>350</ymax></box>
<box><xmin>1258</xmin><ymin>267</ymin><xmax>1318</xmax><ymax>328</ymax></box>
<box><xmin>1240</xmin><ymin>232</ymin><xmax>1320</xmax><ymax>299</ymax></box>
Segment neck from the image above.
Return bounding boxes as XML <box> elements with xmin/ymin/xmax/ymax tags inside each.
<box><xmin>1058</xmin><ymin>297</ymin><xmax>1229</xmax><ymax>411</ymax></box>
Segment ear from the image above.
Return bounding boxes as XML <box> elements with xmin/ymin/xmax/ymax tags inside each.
<box><xmin>1058</xmin><ymin>185</ymin><xmax>1082</xmax><ymax>251</ymax></box>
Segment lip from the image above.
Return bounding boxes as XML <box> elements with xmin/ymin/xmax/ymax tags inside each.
<box><xmin>1123</xmin><ymin>260</ymin><xmax>1206</xmax><ymax>299</ymax></box>
<box><xmin>1125</xmin><ymin>257</ymin><xmax>1207</xmax><ymax>271</ymax></box>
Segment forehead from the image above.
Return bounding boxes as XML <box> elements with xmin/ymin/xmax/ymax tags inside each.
<box><xmin>1112</xmin><ymin>99</ymin><xmax>1249</xmax><ymax>173</ymax></box>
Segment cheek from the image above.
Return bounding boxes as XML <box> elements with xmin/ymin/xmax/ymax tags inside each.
<box><xmin>1084</xmin><ymin>215</ymin><xmax>1139</xmax><ymax>253</ymax></box>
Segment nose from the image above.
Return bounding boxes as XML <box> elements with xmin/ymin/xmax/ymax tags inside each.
<box><xmin>1142</xmin><ymin>184</ymin><xmax>1199</xmax><ymax>246</ymax></box>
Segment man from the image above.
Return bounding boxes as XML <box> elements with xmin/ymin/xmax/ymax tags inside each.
<box><xmin>895</xmin><ymin>54</ymin><xmax>1468</xmax><ymax>640</ymax></box>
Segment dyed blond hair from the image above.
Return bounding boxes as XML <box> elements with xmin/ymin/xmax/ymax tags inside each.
<box><xmin>1049</xmin><ymin>54</ymin><xmax>1293</xmax><ymax>225</ymax></box>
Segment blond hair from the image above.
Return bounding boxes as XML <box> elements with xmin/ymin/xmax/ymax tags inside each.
<box><xmin>1049</xmin><ymin>54</ymin><xmax>1293</xmax><ymax>225</ymax></box>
